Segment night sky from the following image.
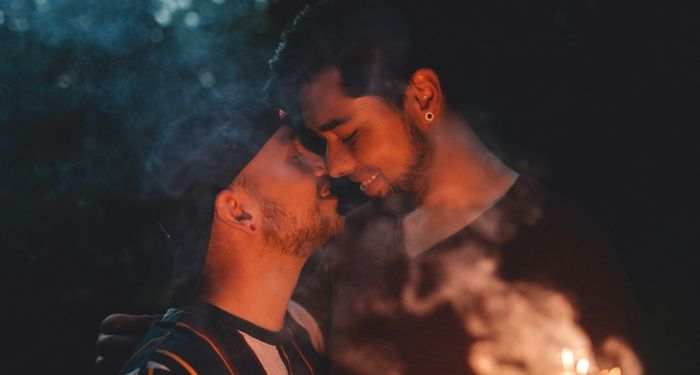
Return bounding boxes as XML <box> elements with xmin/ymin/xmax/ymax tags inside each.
<box><xmin>1</xmin><ymin>0</ymin><xmax>697</xmax><ymax>373</ymax></box>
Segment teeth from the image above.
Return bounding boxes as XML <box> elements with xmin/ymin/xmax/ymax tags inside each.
<box><xmin>319</xmin><ymin>184</ymin><xmax>331</xmax><ymax>198</ymax></box>
<box><xmin>360</xmin><ymin>172</ymin><xmax>380</xmax><ymax>192</ymax></box>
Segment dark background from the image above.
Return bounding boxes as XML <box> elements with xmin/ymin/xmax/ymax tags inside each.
<box><xmin>1</xmin><ymin>0</ymin><xmax>696</xmax><ymax>373</ymax></box>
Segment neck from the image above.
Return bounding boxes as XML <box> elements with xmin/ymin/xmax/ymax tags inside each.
<box><xmin>200</xmin><ymin>230</ymin><xmax>307</xmax><ymax>331</ymax></box>
<box><xmin>402</xmin><ymin>113</ymin><xmax>517</xmax><ymax>256</ymax></box>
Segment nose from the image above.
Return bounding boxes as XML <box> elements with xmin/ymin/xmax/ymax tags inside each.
<box><xmin>325</xmin><ymin>141</ymin><xmax>355</xmax><ymax>178</ymax></box>
<box><xmin>305</xmin><ymin>149</ymin><xmax>327</xmax><ymax>177</ymax></box>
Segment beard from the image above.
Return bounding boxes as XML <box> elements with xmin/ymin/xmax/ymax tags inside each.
<box><xmin>259</xmin><ymin>194</ymin><xmax>341</xmax><ymax>258</ymax></box>
<box><xmin>372</xmin><ymin>116</ymin><xmax>433</xmax><ymax>217</ymax></box>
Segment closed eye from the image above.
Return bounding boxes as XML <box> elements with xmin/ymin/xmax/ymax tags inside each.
<box><xmin>342</xmin><ymin>130</ymin><xmax>358</xmax><ymax>144</ymax></box>
<box><xmin>287</xmin><ymin>143</ymin><xmax>304</xmax><ymax>164</ymax></box>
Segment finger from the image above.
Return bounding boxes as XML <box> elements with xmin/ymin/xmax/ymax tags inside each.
<box><xmin>95</xmin><ymin>334</ymin><xmax>141</xmax><ymax>356</ymax></box>
<box><xmin>94</xmin><ymin>355</ymin><xmax>128</xmax><ymax>375</ymax></box>
<box><xmin>100</xmin><ymin>313</ymin><xmax>161</xmax><ymax>334</ymax></box>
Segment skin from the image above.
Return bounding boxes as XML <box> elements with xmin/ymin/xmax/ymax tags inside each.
<box><xmin>237</xmin><ymin>125</ymin><xmax>343</xmax><ymax>257</ymax></box>
<box><xmin>300</xmin><ymin>67</ymin><xmax>518</xmax><ymax>256</ymax></box>
<box><xmin>300</xmin><ymin>69</ymin><xmax>421</xmax><ymax>200</ymax></box>
<box><xmin>200</xmin><ymin>125</ymin><xmax>344</xmax><ymax>331</ymax></box>
<box><xmin>95</xmin><ymin>126</ymin><xmax>344</xmax><ymax>372</ymax></box>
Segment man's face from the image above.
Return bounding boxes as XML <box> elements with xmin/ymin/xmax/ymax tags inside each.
<box><xmin>299</xmin><ymin>68</ymin><xmax>432</xmax><ymax>215</ymax></box>
<box><xmin>241</xmin><ymin>126</ymin><xmax>343</xmax><ymax>256</ymax></box>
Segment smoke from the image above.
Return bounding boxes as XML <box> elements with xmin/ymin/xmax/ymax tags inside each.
<box><xmin>402</xmin><ymin>245</ymin><xmax>593</xmax><ymax>374</ymax></box>
<box><xmin>1</xmin><ymin>0</ymin><xmax>278</xmax><ymax>252</ymax></box>
<box><xmin>1</xmin><ymin>2</ymin><xmax>287</xmax><ymax>371</ymax></box>
<box><xmin>322</xmin><ymin>191</ymin><xmax>643</xmax><ymax>375</ymax></box>
<box><xmin>398</xmin><ymin>208</ymin><xmax>643</xmax><ymax>375</ymax></box>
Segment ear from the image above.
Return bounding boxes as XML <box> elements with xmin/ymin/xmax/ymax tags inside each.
<box><xmin>403</xmin><ymin>68</ymin><xmax>443</xmax><ymax>128</ymax></box>
<box><xmin>214</xmin><ymin>189</ymin><xmax>257</xmax><ymax>235</ymax></box>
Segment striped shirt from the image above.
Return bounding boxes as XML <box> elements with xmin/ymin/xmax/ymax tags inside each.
<box><xmin>119</xmin><ymin>301</ymin><xmax>326</xmax><ymax>375</ymax></box>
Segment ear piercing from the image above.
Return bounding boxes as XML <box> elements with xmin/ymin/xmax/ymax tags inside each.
<box><xmin>425</xmin><ymin>112</ymin><xmax>434</xmax><ymax>121</ymax></box>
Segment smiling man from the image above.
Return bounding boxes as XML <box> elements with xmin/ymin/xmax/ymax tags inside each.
<box><xmin>116</xmin><ymin>104</ymin><xmax>342</xmax><ymax>375</ymax></box>
<box><xmin>265</xmin><ymin>0</ymin><xmax>645</xmax><ymax>373</ymax></box>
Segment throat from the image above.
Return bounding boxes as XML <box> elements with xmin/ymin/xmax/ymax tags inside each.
<box><xmin>401</xmin><ymin>173</ymin><xmax>517</xmax><ymax>257</ymax></box>
<box><xmin>200</xmin><ymin>252</ymin><xmax>305</xmax><ymax>331</ymax></box>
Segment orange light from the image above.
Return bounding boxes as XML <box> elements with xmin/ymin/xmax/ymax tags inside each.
<box><xmin>576</xmin><ymin>358</ymin><xmax>590</xmax><ymax>374</ymax></box>
<box><xmin>561</xmin><ymin>348</ymin><xmax>575</xmax><ymax>369</ymax></box>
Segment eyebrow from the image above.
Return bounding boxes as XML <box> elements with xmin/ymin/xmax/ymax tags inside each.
<box><xmin>319</xmin><ymin>117</ymin><xmax>350</xmax><ymax>132</ymax></box>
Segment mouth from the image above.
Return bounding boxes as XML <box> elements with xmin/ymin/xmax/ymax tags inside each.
<box><xmin>359</xmin><ymin>172</ymin><xmax>380</xmax><ymax>192</ymax></box>
<box><xmin>318</xmin><ymin>179</ymin><xmax>334</xmax><ymax>199</ymax></box>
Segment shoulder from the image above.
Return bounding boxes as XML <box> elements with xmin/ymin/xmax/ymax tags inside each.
<box><xmin>495</xmin><ymin>176</ymin><xmax>625</xmax><ymax>286</ymax></box>
<box><xmin>119</xmin><ymin>309</ymin><xmax>231</xmax><ymax>375</ymax></box>
<box><xmin>507</xmin><ymin>175</ymin><xmax>613</xmax><ymax>246</ymax></box>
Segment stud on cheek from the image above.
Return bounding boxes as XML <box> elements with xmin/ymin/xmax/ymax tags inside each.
<box><xmin>250</xmin><ymin>224</ymin><xmax>256</xmax><ymax>232</ymax></box>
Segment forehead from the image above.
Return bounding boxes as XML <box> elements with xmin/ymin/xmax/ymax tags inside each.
<box><xmin>299</xmin><ymin>68</ymin><xmax>351</xmax><ymax>130</ymax></box>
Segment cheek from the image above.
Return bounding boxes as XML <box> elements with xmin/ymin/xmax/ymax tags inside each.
<box><xmin>284</xmin><ymin>174</ymin><xmax>318</xmax><ymax>198</ymax></box>
<box><xmin>267</xmin><ymin>171</ymin><xmax>311</xmax><ymax>196</ymax></box>
<box><xmin>356</xmin><ymin>126</ymin><xmax>414</xmax><ymax>177</ymax></box>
